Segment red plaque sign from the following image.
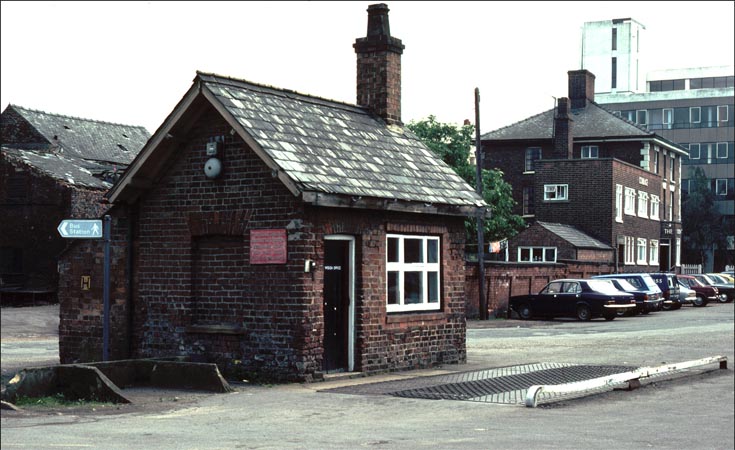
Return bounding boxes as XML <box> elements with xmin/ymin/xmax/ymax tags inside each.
<box><xmin>250</xmin><ymin>229</ymin><xmax>288</xmax><ymax>264</ymax></box>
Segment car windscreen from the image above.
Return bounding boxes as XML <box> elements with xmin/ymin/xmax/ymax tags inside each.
<box><xmin>613</xmin><ymin>279</ymin><xmax>638</xmax><ymax>292</ymax></box>
<box><xmin>708</xmin><ymin>274</ymin><xmax>727</xmax><ymax>284</ymax></box>
<box><xmin>586</xmin><ymin>279</ymin><xmax>621</xmax><ymax>294</ymax></box>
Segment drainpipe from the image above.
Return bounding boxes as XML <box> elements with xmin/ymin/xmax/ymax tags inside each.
<box><xmin>126</xmin><ymin>205</ymin><xmax>135</xmax><ymax>358</ymax></box>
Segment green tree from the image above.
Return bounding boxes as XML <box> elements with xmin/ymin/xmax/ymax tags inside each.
<box><xmin>407</xmin><ymin>115</ymin><xmax>525</xmax><ymax>244</ymax></box>
<box><xmin>682</xmin><ymin>167</ymin><xmax>728</xmax><ymax>267</ymax></box>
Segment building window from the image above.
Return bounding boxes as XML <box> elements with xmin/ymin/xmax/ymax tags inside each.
<box><xmin>636</xmin><ymin>110</ymin><xmax>648</xmax><ymax>125</ymax></box>
<box><xmin>718</xmin><ymin>105</ymin><xmax>729</xmax><ymax>123</ymax></box>
<box><xmin>716</xmin><ymin>179</ymin><xmax>728</xmax><ymax>196</ymax></box>
<box><xmin>518</xmin><ymin>247</ymin><xmax>557</xmax><ymax>263</ymax></box>
<box><xmin>525</xmin><ymin>147</ymin><xmax>542</xmax><ymax>172</ymax></box>
<box><xmin>621</xmin><ymin>110</ymin><xmax>636</xmax><ymax>122</ymax></box>
<box><xmin>544</xmin><ymin>184</ymin><xmax>568</xmax><ymax>201</ymax></box>
<box><xmin>523</xmin><ymin>186</ymin><xmax>535</xmax><ymax>216</ymax></box>
<box><xmin>663</xmin><ymin>109</ymin><xmax>673</xmax><ymax>129</ymax></box>
<box><xmin>624</xmin><ymin>236</ymin><xmax>636</xmax><ymax>265</ymax></box>
<box><xmin>650</xmin><ymin>195</ymin><xmax>660</xmax><ymax>220</ymax></box>
<box><xmin>615</xmin><ymin>184</ymin><xmax>623</xmax><ymax>223</ymax></box>
<box><xmin>669</xmin><ymin>155</ymin><xmax>676</xmax><ymax>182</ymax></box>
<box><xmin>649</xmin><ymin>240</ymin><xmax>659</xmax><ymax>265</ymax></box>
<box><xmin>624</xmin><ymin>187</ymin><xmax>636</xmax><ymax>215</ymax></box>
<box><xmin>581</xmin><ymin>145</ymin><xmax>599</xmax><ymax>159</ymax></box>
<box><xmin>668</xmin><ymin>192</ymin><xmax>674</xmax><ymax>221</ymax></box>
<box><xmin>690</xmin><ymin>107</ymin><xmax>701</xmax><ymax>124</ymax></box>
<box><xmin>386</xmin><ymin>235</ymin><xmax>440</xmax><ymax>313</ymax></box>
<box><xmin>688</xmin><ymin>143</ymin><xmax>701</xmax><ymax>159</ymax></box>
<box><xmin>653</xmin><ymin>149</ymin><xmax>659</xmax><ymax>174</ymax></box>
<box><xmin>637</xmin><ymin>191</ymin><xmax>649</xmax><ymax>218</ymax></box>
<box><xmin>717</xmin><ymin>142</ymin><xmax>728</xmax><ymax>159</ymax></box>
<box><xmin>611</xmin><ymin>28</ymin><xmax>617</xmax><ymax>50</ymax></box>
<box><xmin>637</xmin><ymin>238</ymin><xmax>647</xmax><ymax>265</ymax></box>
<box><xmin>611</xmin><ymin>57</ymin><xmax>617</xmax><ymax>89</ymax></box>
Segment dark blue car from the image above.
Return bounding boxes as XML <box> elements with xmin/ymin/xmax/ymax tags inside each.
<box><xmin>509</xmin><ymin>279</ymin><xmax>636</xmax><ymax>321</ymax></box>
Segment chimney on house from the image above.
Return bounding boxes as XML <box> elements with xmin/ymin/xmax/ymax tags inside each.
<box><xmin>354</xmin><ymin>3</ymin><xmax>405</xmax><ymax>125</ymax></box>
<box><xmin>553</xmin><ymin>97</ymin><xmax>573</xmax><ymax>159</ymax></box>
<box><xmin>568</xmin><ymin>69</ymin><xmax>596</xmax><ymax>109</ymax></box>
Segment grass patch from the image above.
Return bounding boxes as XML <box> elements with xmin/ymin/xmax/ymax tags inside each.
<box><xmin>14</xmin><ymin>392</ymin><xmax>113</xmax><ymax>408</ymax></box>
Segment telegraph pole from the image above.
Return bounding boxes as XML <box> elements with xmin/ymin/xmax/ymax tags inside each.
<box><xmin>475</xmin><ymin>88</ymin><xmax>487</xmax><ymax>320</ymax></box>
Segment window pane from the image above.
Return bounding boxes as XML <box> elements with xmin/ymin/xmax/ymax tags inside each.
<box><xmin>520</xmin><ymin>248</ymin><xmax>530</xmax><ymax>262</ymax></box>
<box><xmin>388</xmin><ymin>237</ymin><xmax>399</xmax><ymax>263</ymax></box>
<box><xmin>427</xmin><ymin>272</ymin><xmax>439</xmax><ymax>303</ymax></box>
<box><xmin>545</xmin><ymin>248</ymin><xmax>556</xmax><ymax>262</ymax></box>
<box><xmin>532</xmin><ymin>248</ymin><xmax>543</xmax><ymax>261</ymax></box>
<box><xmin>404</xmin><ymin>272</ymin><xmax>422</xmax><ymax>303</ymax></box>
<box><xmin>404</xmin><ymin>238</ymin><xmax>423</xmax><ymax>263</ymax></box>
<box><xmin>427</xmin><ymin>239</ymin><xmax>438</xmax><ymax>263</ymax></box>
<box><xmin>388</xmin><ymin>271</ymin><xmax>399</xmax><ymax>304</ymax></box>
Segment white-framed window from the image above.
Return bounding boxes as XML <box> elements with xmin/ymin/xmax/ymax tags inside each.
<box><xmin>386</xmin><ymin>235</ymin><xmax>440</xmax><ymax>313</ymax></box>
<box><xmin>690</xmin><ymin>107</ymin><xmax>701</xmax><ymax>124</ymax></box>
<box><xmin>581</xmin><ymin>145</ymin><xmax>599</xmax><ymax>159</ymax></box>
<box><xmin>650</xmin><ymin>195</ymin><xmax>660</xmax><ymax>220</ymax></box>
<box><xmin>668</xmin><ymin>191</ymin><xmax>674</xmax><ymax>221</ymax></box>
<box><xmin>717</xmin><ymin>142</ymin><xmax>728</xmax><ymax>159</ymax></box>
<box><xmin>636</xmin><ymin>110</ymin><xmax>648</xmax><ymax>125</ymax></box>
<box><xmin>663</xmin><ymin>108</ymin><xmax>673</xmax><ymax>129</ymax></box>
<box><xmin>653</xmin><ymin>149</ymin><xmax>659</xmax><ymax>174</ymax></box>
<box><xmin>649</xmin><ymin>240</ymin><xmax>659</xmax><ymax>266</ymax></box>
<box><xmin>518</xmin><ymin>247</ymin><xmax>557</xmax><ymax>263</ymax></box>
<box><xmin>669</xmin><ymin>155</ymin><xmax>676</xmax><ymax>182</ymax></box>
<box><xmin>718</xmin><ymin>105</ymin><xmax>729</xmax><ymax>122</ymax></box>
<box><xmin>637</xmin><ymin>191</ymin><xmax>649</xmax><ymax>218</ymax></box>
<box><xmin>716</xmin><ymin>179</ymin><xmax>728</xmax><ymax>196</ymax></box>
<box><xmin>688</xmin><ymin>143</ymin><xmax>701</xmax><ymax>159</ymax></box>
<box><xmin>624</xmin><ymin>187</ymin><xmax>636</xmax><ymax>215</ymax></box>
<box><xmin>615</xmin><ymin>184</ymin><xmax>623</xmax><ymax>223</ymax></box>
<box><xmin>522</xmin><ymin>186</ymin><xmax>535</xmax><ymax>216</ymax></box>
<box><xmin>637</xmin><ymin>238</ymin><xmax>647</xmax><ymax>264</ymax></box>
<box><xmin>544</xmin><ymin>184</ymin><xmax>568</xmax><ymax>201</ymax></box>
<box><xmin>627</xmin><ymin>237</ymin><xmax>635</xmax><ymax>264</ymax></box>
<box><xmin>525</xmin><ymin>147</ymin><xmax>542</xmax><ymax>172</ymax></box>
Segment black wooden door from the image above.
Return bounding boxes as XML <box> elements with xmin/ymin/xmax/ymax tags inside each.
<box><xmin>323</xmin><ymin>240</ymin><xmax>350</xmax><ymax>372</ymax></box>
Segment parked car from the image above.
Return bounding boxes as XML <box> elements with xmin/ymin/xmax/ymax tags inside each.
<box><xmin>678</xmin><ymin>274</ymin><xmax>718</xmax><ymax>307</ymax></box>
<box><xmin>649</xmin><ymin>273</ymin><xmax>682</xmax><ymax>310</ymax></box>
<box><xmin>509</xmin><ymin>279</ymin><xmax>636</xmax><ymax>321</ymax></box>
<box><xmin>716</xmin><ymin>272</ymin><xmax>735</xmax><ymax>284</ymax></box>
<box><xmin>693</xmin><ymin>274</ymin><xmax>734</xmax><ymax>303</ymax></box>
<box><xmin>677</xmin><ymin>280</ymin><xmax>698</xmax><ymax>306</ymax></box>
<box><xmin>592</xmin><ymin>274</ymin><xmax>664</xmax><ymax>314</ymax></box>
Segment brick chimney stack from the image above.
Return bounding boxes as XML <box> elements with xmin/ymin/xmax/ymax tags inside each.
<box><xmin>354</xmin><ymin>3</ymin><xmax>405</xmax><ymax>125</ymax></box>
<box><xmin>553</xmin><ymin>97</ymin><xmax>574</xmax><ymax>159</ymax></box>
<box><xmin>568</xmin><ymin>70</ymin><xmax>596</xmax><ymax>109</ymax></box>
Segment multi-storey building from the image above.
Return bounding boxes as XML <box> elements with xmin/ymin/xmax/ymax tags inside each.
<box><xmin>581</xmin><ymin>18</ymin><xmax>734</xmax><ymax>271</ymax></box>
<box><xmin>480</xmin><ymin>70</ymin><xmax>687</xmax><ymax>273</ymax></box>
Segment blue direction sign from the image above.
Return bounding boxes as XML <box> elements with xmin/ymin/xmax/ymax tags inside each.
<box><xmin>57</xmin><ymin>219</ymin><xmax>103</xmax><ymax>239</ymax></box>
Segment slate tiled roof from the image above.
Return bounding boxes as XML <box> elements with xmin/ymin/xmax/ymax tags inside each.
<box><xmin>198</xmin><ymin>73</ymin><xmax>484</xmax><ymax>208</ymax></box>
<box><xmin>482</xmin><ymin>101</ymin><xmax>665</xmax><ymax>142</ymax></box>
<box><xmin>9</xmin><ymin>105</ymin><xmax>150</xmax><ymax>165</ymax></box>
<box><xmin>2</xmin><ymin>147</ymin><xmax>110</xmax><ymax>189</ymax></box>
<box><xmin>537</xmin><ymin>221</ymin><xmax>612</xmax><ymax>250</ymax></box>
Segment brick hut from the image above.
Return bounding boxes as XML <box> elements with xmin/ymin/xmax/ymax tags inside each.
<box><xmin>58</xmin><ymin>3</ymin><xmax>485</xmax><ymax>381</ymax></box>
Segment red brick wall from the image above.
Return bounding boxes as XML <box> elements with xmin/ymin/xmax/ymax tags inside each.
<box><xmin>58</xmin><ymin>104</ymin><xmax>468</xmax><ymax>381</ymax></box>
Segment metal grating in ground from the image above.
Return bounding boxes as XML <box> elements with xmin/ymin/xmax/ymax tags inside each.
<box><xmin>320</xmin><ymin>363</ymin><xmax>636</xmax><ymax>405</ymax></box>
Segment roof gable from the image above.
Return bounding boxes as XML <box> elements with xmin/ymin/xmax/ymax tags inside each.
<box><xmin>110</xmin><ymin>72</ymin><xmax>484</xmax><ymax>216</ymax></box>
<box><xmin>7</xmin><ymin>105</ymin><xmax>150</xmax><ymax>165</ymax></box>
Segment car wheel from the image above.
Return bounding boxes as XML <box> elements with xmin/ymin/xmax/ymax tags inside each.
<box><xmin>603</xmin><ymin>313</ymin><xmax>616</xmax><ymax>321</ymax></box>
<box><xmin>662</xmin><ymin>302</ymin><xmax>672</xmax><ymax>311</ymax></box>
<box><xmin>518</xmin><ymin>303</ymin><xmax>532</xmax><ymax>320</ymax></box>
<box><xmin>693</xmin><ymin>295</ymin><xmax>708</xmax><ymax>307</ymax></box>
<box><xmin>576</xmin><ymin>305</ymin><xmax>591</xmax><ymax>321</ymax></box>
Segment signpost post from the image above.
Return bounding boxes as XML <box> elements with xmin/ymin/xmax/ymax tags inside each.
<box><xmin>57</xmin><ymin>216</ymin><xmax>110</xmax><ymax>361</ymax></box>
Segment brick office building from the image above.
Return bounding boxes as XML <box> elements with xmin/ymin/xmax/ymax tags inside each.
<box><xmin>58</xmin><ymin>4</ymin><xmax>485</xmax><ymax>381</ymax></box>
<box><xmin>0</xmin><ymin>106</ymin><xmax>149</xmax><ymax>303</ymax></box>
<box><xmin>481</xmin><ymin>70</ymin><xmax>688</xmax><ymax>272</ymax></box>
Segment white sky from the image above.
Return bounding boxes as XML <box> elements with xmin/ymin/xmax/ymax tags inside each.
<box><xmin>2</xmin><ymin>1</ymin><xmax>733</xmax><ymax>134</ymax></box>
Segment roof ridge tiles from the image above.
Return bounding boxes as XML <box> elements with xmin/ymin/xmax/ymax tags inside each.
<box><xmin>11</xmin><ymin>104</ymin><xmax>148</xmax><ymax>130</ymax></box>
<box><xmin>196</xmin><ymin>71</ymin><xmax>374</xmax><ymax>118</ymax></box>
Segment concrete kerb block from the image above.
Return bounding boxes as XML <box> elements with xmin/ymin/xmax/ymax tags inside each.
<box><xmin>525</xmin><ymin>355</ymin><xmax>728</xmax><ymax>408</ymax></box>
